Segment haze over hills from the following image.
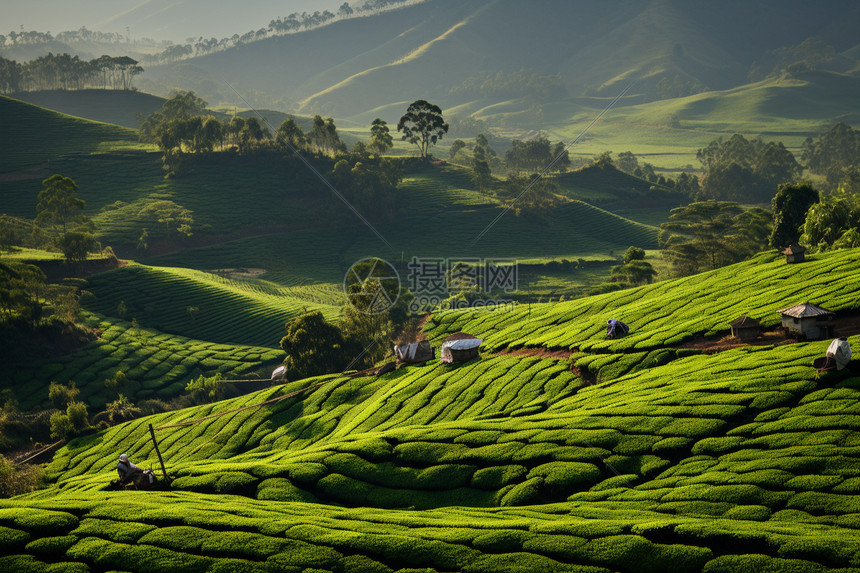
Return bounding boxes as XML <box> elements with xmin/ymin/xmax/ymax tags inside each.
<box><xmin>138</xmin><ymin>0</ymin><xmax>860</xmax><ymax>120</ymax></box>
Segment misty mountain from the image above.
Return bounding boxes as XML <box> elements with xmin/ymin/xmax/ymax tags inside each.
<box><xmin>138</xmin><ymin>0</ymin><xmax>860</xmax><ymax>119</ymax></box>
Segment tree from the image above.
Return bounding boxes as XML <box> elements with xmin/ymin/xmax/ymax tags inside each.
<box><xmin>498</xmin><ymin>174</ymin><xmax>559</xmax><ymax>217</ymax></box>
<box><xmin>139</xmin><ymin>200</ymin><xmax>193</xmax><ymax>237</ymax></box>
<box><xmin>276</xmin><ymin>117</ymin><xmax>306</xmax><ymax>150</ymax></box>
<box><xmin>279</xmin><ymin>311</ymin><xmax>356</xmax><ymax>380</ymax></box>
<box><xmin>697</xmin><ymin>134</ymin><xmax>799</xmax><ymax>202</ymax></box>
<box><xmin>616</xmin><ymin>151</ymin><xmax>639</xmax><ymax>174</ymax></box>
<box><xmin>340</xmin><ymin>281</ymin><xmax>394</xmax><ymax>368</ymax></box>
<box><xmin>798</xmin><ymin>194</ymin><xmax>860</xmax><ymax>251</ymax></box>
<box><xmin>659</xmin><ymin>202</ymin><xmax>770</xmax><ymax>276</ymax></box>
<box><xmin>623</xmin><ymin>246</ymin><xmax>646</xmax><ymax>263</ymax></box>
<box><xmin>368</xmin><ymin>118</ymin><xmax>393</xmax><ymax>155</ymax></box>
<box><xmin>36</xmin><ymin>175</ymin><xmax>85</xmax><ymax>233</ymax></box>
<box><xmin>449</xmin><ymin>139</ymin><xmax>466</xmax><ymax>160</ymax></box>
<box><xmin>611</xmin><ymin>260</ymin><xmax>657</xmax><ymax>286</ymax></box>
<box><xmin>397</xmin><ymin>100</ymin><xmax>448</xmax><ymax>159</ymax></box>
<box><xmin>802</xmin><ymin>123</ymin><xmax>860</xmax><ymax>187</ymax></box>
<box><xmin>59</xmin><ymin>231</ymin><xmax>97</xmax><ymax>264</ymax></box>
<box><xmin>769</xmin><ymin>182</ymin><xmax>819</xmax><ymax>248</ymax></box>
<box><xmin>309</xmin><ymin>115</ymin><xmax>345</xmax><ymax>156</ymax></box>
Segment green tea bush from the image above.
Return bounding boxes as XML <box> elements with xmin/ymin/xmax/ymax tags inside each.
<box><xmin>722</xmin><ymin>505</ymin><xmax>772</xmax><ymax>521</ymax></box>
<box><xmin>257</xmin><ymin>478</ymin><xmax>318</xmax><ymax>502</ymax></box>
<box><xmin>470</xmin><ymin>465</ymin><xmax>527</xmax><ymax>490</ymax></box>
<box><xmin>0</xmin><ymin>525</ymin><xmax>30</xmax><ymax>551</ymax></box>
<box><xmin>499</xmin><ymin>477</ymin><xmax>543</xmax><ymax>506</ymax></box>
<box><xmin>415</xmin><ymin>464</ymin><xmax>476</xmax><ymax>490</ymax></box>
<box><xmin>702</xmin><ymin>554</ymin><xmax>828</xmax><ymax>573</ymax></box>
<box><xmin>24</xmin><ymin>535</ymin><xmax>77</xmax><ymax>557</ymax></box>
<box><xmin>783</xmin><ymin>474</ymin><xmax>842</xmax><ymax>491</ymax></box>
<box><xmin>71</xmin><ymin>518</ymin><xmax>155</xmax><ymax>543</ymax></box>
<box><xmin>527</xmin><ymin>462</ymin><xmax>601</xmax><ymax>488</ymax></box>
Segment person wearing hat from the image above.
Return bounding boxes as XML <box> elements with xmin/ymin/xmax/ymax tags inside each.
<box><xmin>116</xmin><ymin>453</ymin><xmax>143</xmax><ymax>485</ymax></box>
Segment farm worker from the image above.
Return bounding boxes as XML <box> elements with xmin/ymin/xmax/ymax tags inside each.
<box><xmin>826</xmin><ymin>337</ymin><xmax>852</xmax><ymax>370</ymax></box>
<box><xmin>606</xmin><ymin>319</ymin><xmax>629</xmax><ymax>339</ymax></box>
<box><xmin>116</xmin><ymin>453</ymin><xmax>143</xmax><ymax>484</ymax></box>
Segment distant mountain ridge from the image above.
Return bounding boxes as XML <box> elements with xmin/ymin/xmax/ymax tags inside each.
<box><xmin>138</xmin><ymin>0</ymin><xmax>860</xmax><ymax>118</ymax></box>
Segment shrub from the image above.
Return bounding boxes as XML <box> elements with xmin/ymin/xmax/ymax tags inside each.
<box><xmin>25</xmin><ymin>535</ymin><xmax>78</xmax><ymax>557</ymax></box>
<box><xmin>257</xmin><ymin>478</ymin><xmax>319</xmax><ymax>502</ymax></box>
<box><xmin>0</xmin><ymin>526</ymin><xmax>30</xmax><ymax>552</ymax></box>
<box><xmin>703</xmin><ymin>554</ymin><xmax>828</xmax><ymax>573</ymax></box>
<box><xmin>0</xmin><ymin>456</ymin><xmax>44</xmax><ymax>497</ymax></box>
<box><xmin>471</xmin><ymin>529</ymin><xmax>530</xmax><ymax>551</ymax></box>
<box><xmin>416</xmin><ymin>464</ymin><xmax>476</xmax><ymax>490</ymax></box>
<box><xmin>500</xmin><ymin>477</ymin><xmax>543</xmax><ymax>506</ymax></box>
<box><xmin>470</xmin><ymin>465</ymin><xmax>527</xmax><ymax>490</ymax></box>
<box><xmin>71</xmin><ymin>519</ymin><xmax>156</xmax><ymax>543</ymax></box>
<box><xmin>723</xmin><ymin>505</ymin><xmax>772</xmax><ymax>521</ymax></box>
<box><xmin>527</xmin><ymin>462</ymin><xmax>601</xmax><ymax>488</ymax></box>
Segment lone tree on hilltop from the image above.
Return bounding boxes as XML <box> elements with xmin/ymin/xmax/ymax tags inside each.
<box><xmin>397</xmin><ymin>100</ymin><xmax>448</xmax><ymax>159</ymax></box>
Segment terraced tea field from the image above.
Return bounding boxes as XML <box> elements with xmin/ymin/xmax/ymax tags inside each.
<box><xmin>83</xmin><ymin>263</ymin><xmax>343</xmax><ymax>348</ymax></box>
<box><xmin>0</xmin><ymin>312</ymin><xmax>282</xmax><ymax>411</ymax></box>
<box><xmin>4</xmin><ymin>248</ymin><xmax>860</xmax><ymax>571</ymax></box>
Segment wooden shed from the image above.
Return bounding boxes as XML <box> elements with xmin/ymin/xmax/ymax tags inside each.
<box><xmin>782</xmin><ymin>244</ymin><xmax>807</xmax><ymax>263</ymax></box>
<box><xmin>777</xmin><ymin>302</ymin><xmax>835</xmax><ymax>340</ymax></box>
<box><xmin>729</xmin><ymin>316</ymin><xmax>760</xmax><ymax>340</ymax></box>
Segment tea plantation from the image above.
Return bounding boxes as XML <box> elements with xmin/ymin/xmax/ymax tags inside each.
<box><xmin>2</xmin><ymin>248</ymin><xmax>860</xmax><ymax>571</ymax></box>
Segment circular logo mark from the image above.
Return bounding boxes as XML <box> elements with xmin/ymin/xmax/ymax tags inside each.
<box><xmin>343</xmin><ymin>257</ymin><xmax>401</xmax><ymax>315</ymax></box>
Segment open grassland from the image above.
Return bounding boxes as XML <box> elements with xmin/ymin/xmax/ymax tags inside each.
<box><xmin>83</xmin><ymin>263</ymin><xmax>343</xmax><ymax>348</ymax></box>
<box><xmin>2</xmin><ymin>249</ymin><xmax>860</xmax><ymax>571</ymax></box>
<box><xmin>0</xmin><ymin>312</ymin><xmax>282</xmax><ymax>411</ymax></box>
<box><xmin>0</xmin><ymin>96</ymin><xmax>147</xmax><ymax>173</ymax></box>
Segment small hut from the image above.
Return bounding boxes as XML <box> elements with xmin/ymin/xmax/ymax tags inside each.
<box><xmin>777</xmin><ymin>302</ymin><xmax>835</xmax><ymax>340</ymax></box>
<box><xmin>782</xmin><ymin>244</ymin><xmax>807</xmax><ymax>264</ymax></box>
<box><xmin>441</xmin><ymin>333</ymin><xmax>482</xmax><ymax>363</ymax></box>
<box><xmin>729</xmin><ymin>316</ymin><xmax>761</xmax><ymax>340</ymax></box>
<box><xmin>394</xmin><ymin>340</ymin><xmax>434</xmax><ymax>363</ymax></box>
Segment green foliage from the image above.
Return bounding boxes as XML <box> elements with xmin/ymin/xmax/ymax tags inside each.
<box><xmin>36</xmin><ymin>174</ymin><xmax>86</xmax><ymax>234</ymax></box>
<box><xmin>49</xmin><ymin>400</ymin><xmax>90</xmax><ymax>440</ymax></box>
<box><xmin>659</xmin><ymin>202</ymin><xmax>770</xmax><ymax>275</ymax></box>
<box><xmin>802</xmin><ymin>122</ymin><xmax>860</xmax><ymax>187</ymax></box>
<box><xmin>280</xmin><ymin>311</ymin><xmax>355</xmax><ymax>380</ymax></box>
<box><xmin>697</xmin><ymin>134</ymin><xmax>800</xmax><ymax>202</ymax></box>
<box><xmin>769</xmin><ymin>182</ymin><xmax>820</xmax><ymax>249</ymax></box>
<box><xmin>397</xmin><ymin>100</ymin><xmax>449</xmax><ymax>159</ymax></box>
<box><xmin>369</xmin><ymin>118</ymin><xmax>393</xmax><ymax>155</ymax></box>
<box><xmin>0</xmin><ymin>456</ymin><xmax>44</xmax><ymax>497</ymax></box>
<box><xmin>798</xmin><ymin>193</ymin><xmax>860</xmax><ymax>252</ymax></box>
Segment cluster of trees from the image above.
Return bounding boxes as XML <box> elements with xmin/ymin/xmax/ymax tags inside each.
<box><xmin>654</xmin><ymin>74</ymin><xmax>708</xmax><ymax>100</ymax></box>
<box><xmin>0</xmin><ymin>52</ymin><xmax>142</xmax><ymax>93</ymax></box>
<box><xmin>802</xmin><ymin>123</ymin><xmax>860</xmax><ymax>189</ymax></box>
<box><xmin>696</xmin><ymin>134</ymin><xmax>799</xmax><ymax>203</ymax></box>
<box><xmin>450</xmin><ymin>69</ymin><xmax>567</xmax><ymax>103</ymax></box>
<box><xmin>505</xmin><ymin>136</ymin><xmax>570</xmax><ymax>174</ymax></box>
<box><xmin>145</xmin><ymin>0</ymin><xmax>413</xmax><ymax>64</ymax></box>
<box><xmin>1</xmin><ymin>27</ymin><xmax>139</xmax><ymax>48</ymax></box>
<box><xmin>659</xmin><ymin>202</ymin><xmax>770</xmax><ymax>276</ymax></box>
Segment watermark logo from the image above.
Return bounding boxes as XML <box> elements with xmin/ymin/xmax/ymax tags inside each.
<box><xmin>344</xmin><ymin>256</ymin><xmax>519</xmax><ymax>315</ymax></box>
<box><xmin>343</xmin><ymin>257</ymin><xmax>401</xmax><ymax>315</ymax></box>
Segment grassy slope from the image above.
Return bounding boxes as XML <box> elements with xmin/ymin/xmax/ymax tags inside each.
<box><xmin>0</xmin><ymin>311</ymin><xmax>282</xmax><ymax>411</ymax></box>
<box><xmin>9</xmin><ymin>90</ymin><xmax>166</xmax><ymax>130</ymax></box>
<box><xmin>3</xmin><ymin>249</ymin><xmax>860</xmax><ymax>571</ymax></box>
<box><xmin>0</xmin><ymin>95</ymin><xmax>144</xmax><ymax>173</ymax></box>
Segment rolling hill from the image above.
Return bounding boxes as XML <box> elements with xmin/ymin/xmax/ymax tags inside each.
<box><xmin>2</xmin><ymin>248</ymin><xmax>860</xmax><ymax>571</ymax></box>
<box><xmin>0</xmin><ymin>95</ymin><xmax>143</xmax><ymax>173</ymax></box>
<box><xmin>138</xmin><ymin>0</ymin><xmax>860</xmax><ymax>120</ymax></box>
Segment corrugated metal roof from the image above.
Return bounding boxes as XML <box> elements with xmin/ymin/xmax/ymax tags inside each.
<box><xmin>442</xmin><ymin>338</ymin><xmax>483</xmax><ymax>351</ymax></box>
<box><xmin>777</xmin><ymin>302</ymin><xmax>833</xmax><ymax>318</ymax></box>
